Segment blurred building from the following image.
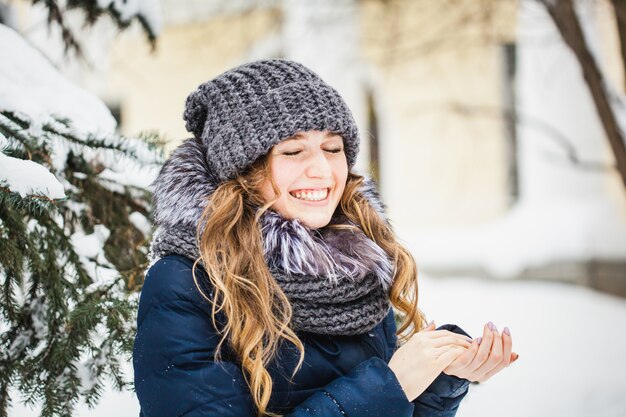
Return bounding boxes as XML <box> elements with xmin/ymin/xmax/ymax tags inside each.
<box><xmin>5</xmin><ymin>0</ymin><xmax>626</xmax><ymax>295</ymax></box>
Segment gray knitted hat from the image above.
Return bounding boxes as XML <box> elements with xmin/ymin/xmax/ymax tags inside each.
<box><xmin>182</xmin><ymin>58</ymin><xmax>360</xmax><ymax>182</ymax></box>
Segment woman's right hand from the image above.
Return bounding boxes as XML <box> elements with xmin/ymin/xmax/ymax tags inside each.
<box><xmin>387</xmin><ymin>321</ymin><xmax>472</xmax><ymax>402</ymax></box>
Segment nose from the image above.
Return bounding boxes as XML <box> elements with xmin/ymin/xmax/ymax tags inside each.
<box><xmin>305</xmin><ymin>149</ymin><xmax>332</xmax><ymax>179</ymax></box>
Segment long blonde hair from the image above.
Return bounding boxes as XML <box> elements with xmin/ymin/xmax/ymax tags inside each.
<box><xmin>192</xmin><ymin>152</ymin><xmax>426</xmax><ymax>417</ymax></box>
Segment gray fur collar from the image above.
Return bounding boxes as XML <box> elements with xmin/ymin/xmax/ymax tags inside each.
<box><xmin>260</xmin><ymin>210</ymin><xmax>394</xmax><ymax>291</ymax></box>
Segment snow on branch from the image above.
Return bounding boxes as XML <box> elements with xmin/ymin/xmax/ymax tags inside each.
<box><xmin>0</xmin><ymin>9</ymin><xmax>165</xmax><ymax>415</ymax></box>
<box><xmin>0</xmin><ymin>152</ymin><xmax>66</xmax><ymax>200</ymax></box>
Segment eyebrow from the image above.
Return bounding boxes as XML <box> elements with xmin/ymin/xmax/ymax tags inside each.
<box><xmin>284</xmin><ymin>132</ymin><xmax>341</xmax><ymax>141</ymax></box>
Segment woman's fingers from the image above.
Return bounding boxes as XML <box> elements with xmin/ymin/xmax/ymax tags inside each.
<box><xmin>431</xmin><ymin>335</ymin><xmax>472</xmax><ymax>349</ymax></box>
<box><xmin>442</xmin><ymin>323</ymin><xmax>519</xmax><ymax>381</ymax></box>
<box><xmin>443</xmin><ymin>338</ymin><xmax>480</xmax><ymax>374</ymax></box>
<box><xmin>466</xmin><ymin>322</ymin><xmax>494</xmax><ymax>372</ymax></box>
<box><xmin>461</xmin><ymin>337</ymin><xmax>480</xmax><ymax>365</ymax></box>
<box><xmin>481</xmin><ymin>323</ymin><xmax>503</xmax><ymax>375</ymax></box>
<box><xmin>473</xmin><ymin>323</ymin><xmax>519</xmax><ymax>382</ymax></box>
<box><xmin>436</xmin><ymin>345</ymin><xmax>467</xmax><ymax>366</ymax></box>
<box><xmin>428</xmin><ymin>329</ymin><xmax>474</xmax><ymax>345</ymax></box>
<box><xmin>416</xmin><ymin>324</ymin><xmax>473</xmax><ymax>348</ymax></box>
<box><xmin>418</xmin><ymin>322</ymin><xmax>476</xmax><ymax>350</ymax></box>
<box><xmin>501</xmin><ymin>327</ymin><xmax>513</xmax><ymax>367</ymax></box>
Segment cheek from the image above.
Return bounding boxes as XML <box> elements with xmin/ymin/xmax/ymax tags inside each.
<box><xmin>332</xmin><ymin>160</ymin><xmax>348</xmax><ymax>189</ymax></box>
<box><xmin>269</xmin><ymin>160</ymin><xmax>299</xmax><ymax>198</ymax></box>
<box><xmin>260</xmin><ymin>179</ymin><xmax>275</xmax><ymax>202</ymax></box>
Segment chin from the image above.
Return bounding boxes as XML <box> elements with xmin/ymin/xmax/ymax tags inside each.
<box><xmin>299</xmin><ymin>215</ymin><xmax>332</xmax><ymax>229</ymax></box>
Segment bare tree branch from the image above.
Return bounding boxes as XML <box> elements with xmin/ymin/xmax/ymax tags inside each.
<box><xmin>361</xmin><ymin>0</ymin><xmax>512</xmax><ymax>65</ymax></box>
<box><xmin>409</xmin><ymin>101</ymin><xmax>616</xmax><ymax>171</ymax></box>
<box><xmin>540</xmin><ymin>0</ymin><xmax>626</xmax><ymax>189</ymax></box>
<box><xmin>610</xmin><ymin>0</ymin><xmax>626</xmax><ymax>90</ymax></box>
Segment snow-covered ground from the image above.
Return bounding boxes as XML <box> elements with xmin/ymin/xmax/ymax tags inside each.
<box><xmin>9</xmin><ymin>273</ymin><xmax>626</xmax><ymax>417</ymax></box>
<box><xmin>422</xmin><ymin>275</ymin><xmax>626</xmax><ymax>417</ymax></box>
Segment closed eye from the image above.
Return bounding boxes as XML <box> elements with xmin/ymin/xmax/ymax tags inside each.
<box><xmin>283</xmin><ymin>148</ymin><xmax>343</xmax><ymax>156</ymax></box>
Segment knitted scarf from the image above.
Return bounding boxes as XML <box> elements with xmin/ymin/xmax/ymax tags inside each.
<box><xmin>148</xmin><ymin>137</ymin><xmax>395</xmax><ymax>336</ymax></box>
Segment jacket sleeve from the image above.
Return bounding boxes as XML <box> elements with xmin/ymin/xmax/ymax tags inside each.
<box><xmin>381</xmin><ymin>308</ymin><xmax>471</xmax><ymax>417</ymax></box>
<box><xmin>133</xmin><ymin>256</ymin><xmax>418</xmax><ymax>417</ymax></box>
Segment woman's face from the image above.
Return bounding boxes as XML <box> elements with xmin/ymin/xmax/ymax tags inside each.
<box><xmin>261</xmin><ymin>129</ymin><xmax>348</xmax><ymax>229</ymax></box>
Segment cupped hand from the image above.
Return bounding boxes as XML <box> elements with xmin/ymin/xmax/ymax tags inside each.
<box><xmin>442</xmin><ymin>321</ymin><xmax>519</xmax><ymax>382</ymax></box>
<box><xmin>388</xmin><ymin>321</ymin><xmax>473</xmax><ymax>401</ymax></box>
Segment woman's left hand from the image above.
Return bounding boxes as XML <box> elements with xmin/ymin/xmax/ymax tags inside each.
<box><xmin>442</xmin><ymin>321</ymin><xmax>519</xmax><ymax>382</ymax></box>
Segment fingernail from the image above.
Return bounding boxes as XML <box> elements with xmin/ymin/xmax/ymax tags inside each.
<box><xmin>504</xmin><ymin>327</ymin><xmax>510</xmax><ymax>336</ymax></box>
<box><xmin>487</xmin><ymin>321</ymin><xmax>494</xmax><ymax>330</ymax></box>
<box><xmin>428</xmin><ymin>320</ymin><xmax>434</xmax><ymax>326</ymax></box>
<box><xmin>493</xmin><ymin>323</ymin><xmax>498</xmax><ymax>333</ymax></box>
<box><xmin>476</xmin><ymin>337</ymin><xmax>482</xmax><ymax>345</ymax></box>
<box><xmin>466</xmin><ymin>337</ymin><xmax>473</xmax><ymax>343</ymax></box>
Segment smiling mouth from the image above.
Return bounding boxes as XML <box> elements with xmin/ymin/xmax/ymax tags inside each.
<box><xmin>289</xmin><ymin>188</ymin><xmax>330</xmax><ymax>202</ymax></box>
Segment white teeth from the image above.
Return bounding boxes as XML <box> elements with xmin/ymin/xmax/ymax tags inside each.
<box><xmin>291</xmin><ymin>188</ymin><xmax>328</xmax><ymax>201</ymax></box>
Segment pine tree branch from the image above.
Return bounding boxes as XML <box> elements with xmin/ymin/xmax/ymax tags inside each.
<box><xmin>32</xmin><ymin>0</ymin><xmax>87</xmax><ymax>62</ymax></box>
<box><xmin>1</xmin><ymin>109</ymin><xmax>163</xmax><ymax>415</ymax></box>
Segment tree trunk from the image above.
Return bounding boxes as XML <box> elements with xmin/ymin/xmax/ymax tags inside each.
<box><xmin>542</xmin><ymin>0</ymin><xmax>626</xmax><ymax>190</ymax></box>
<box><xmin>610</xmin><ymin>0</ymin><xmax>626</xmax><ymax>91</ymax></box>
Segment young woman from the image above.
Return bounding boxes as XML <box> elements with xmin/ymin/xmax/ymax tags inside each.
<box><xmin>133</xmin><ymin>59</ymin><xmax>518</xmax><ymax>417</ymax></box>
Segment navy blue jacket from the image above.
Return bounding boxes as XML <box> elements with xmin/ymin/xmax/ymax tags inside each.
<box><xmin>133</xmin><ymin>254</ymin><xmax>471</xmax><ymax>416</ymax></box>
